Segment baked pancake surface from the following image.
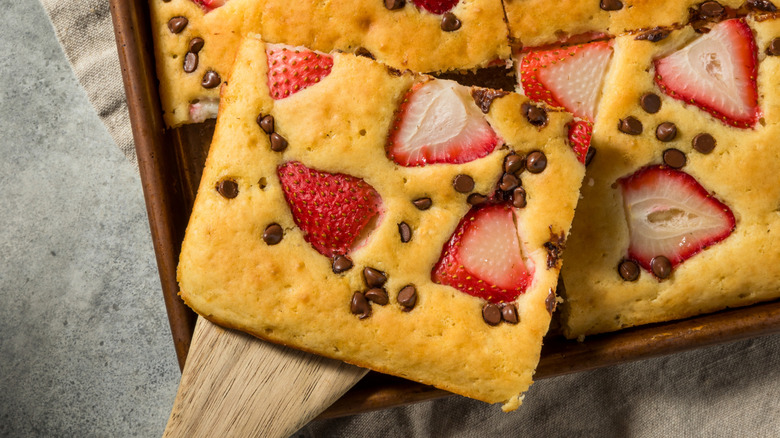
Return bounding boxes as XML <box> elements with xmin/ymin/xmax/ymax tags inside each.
<box><xmin>177</xmin><ymin>34</ymin><xmax>586</xmax><ymax>410</ymax></box>
<box><xmin>149</xmin><ymin>0</ymin><xmax>509</xmax><ymax>127</ymax></box>
<box><xmin>559</xmin><ymin>16</ymin><xmax>780</xmax><ymax>338</ymax></box>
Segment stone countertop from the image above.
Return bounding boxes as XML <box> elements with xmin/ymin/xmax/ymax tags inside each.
<box><xmin>0</xmin><ymin>0</ymin><xmax>179</xmax><ymax>436</ymax></box>
<box><xmin>4</xmin><ymin>0</ymin><xmax>780</xmax><ymax>436</ymax></box>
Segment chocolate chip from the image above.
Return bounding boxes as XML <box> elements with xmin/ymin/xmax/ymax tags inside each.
<box><xmin>512</xmin><ymin>187</ymin><xmax>527</xmax><ymax>208</ymax></box>
<box><xmin>663</xmin><ymin>148</ymin><xmax>687</xmax><ymax>169</ymax></box>
<box><xmin>504</xmin><ymin>153</ymin><xmax>525</xmax><ymax>174</ymax></box>
<box><xmin>201</xmin><ymin>70</ymin><xmax>221</xmax><ymax>89</ymax></box>
<box><xmin>525</xmin><ymin>151</ymin><xmax>547</xmax><ymax>174</ymax></box>
<box><xmin>262</xmin><ymin>223</ymin><xmax>283</xmax><ymax>245</ymax></box>
<box><xmin>522</xmin><ymin>103</ymin><xmax>548</xmax><ymax>127</ymax></box>
<box><xmin>635</xmin><ymin>28</ymin><xmax>670</xmax><ymax>42</ymax></box>
<box><xmin>467</xmin><ymin>193</ymin><xmax>487</xmax><ymax>206</ymax></box>
<box><xmin>691</xmin><ymin>20</ymin><xmax>712</xmax><ymax>34</ymax></box>
<box><xmin>354</xmin><ymin>47</ymin><xmax>375</xmax><ymax>59</ymax></box>
<box><xmin>189</xmin><ymin>37</ymin><xmax>205</xmax><ymax>54</ymax></box>
<box><xmin>482</xmin><ymin>303</ymin><xmax>502</xmax><ymax>326</ymax></box>
<box><xmin>767</xmin><ymin>37</ymin><xmax>780</xmax><ymax>56</ymax></box>
<box><xmin>700</xmin><ymin>1</ymin><xmax>725</xmax><ymax>17</ymax></box>
<box><xmin>600</xmin><ymin>0</ymin><xmax>623</xmax><ymax>11</ymax></box>
<box><xmin>216</xmin><ymin>179</ymin><xmax>238</xmax><ymax>199</ymax></box>
<box><xmin>650</xmin><ymin>256</ymin><xmax>672</xmax><ymax>279</ymax></box>
<box><xmin>748</xmin><ymin>0</ymin><xmax>777</xmax><ymax>12</ymax></box>
<box><xmin>441</xmin><ymin>13</ymin><xmax>462</xmax><ymax>32</ymax></box>
<box><xmin>545</xmin><ymin>289</ymin><xmax>557</xmax><ymax>314</ymax></box>
<box><xmin>471</xmin><ymin>88</ymin><xmax>509</xmax><ymax>114</ymax></box>
<box><xmin>453</xmin><ymin>174</ymin><xmax>475</xmax><ymax>193</ymax></box>
<box><xmin>640</xmin><ymin>93</ymin><xmax>661</xmax><ymax>114</ymax></box>
<box><xmin>692</xmin><ymin>133</ymin><xmax>716</xmax><ymax>154</ymax></box>
<box><xmin>269</xmin><ymin>133</ymin><xmax>288</xmax><ymax>152</ymax></box>
<box><xmin>412</xmin><ymin>197</ymin><xmax>432</xmax><ymax>210</ymax></box>
<box><xmin>655</xmin><ymin>122</ymin><xmax>678</xmax><ymax>142</ymax></box>
<box><xmin>363</xmin><ymin>267</ymin><xmax>387</xmax><ymax>288</ymax></box>
<box><xmin>500</xmin><ymin>303</ymin><xmax>519</xmax><ymax>324</ymax></box>
<box><xmin>398</xmin><ymin>222</ymin><xmax>412</xmax><ymax>243</ymax></box>
<box><xmin>527</xmin><ymin>108</ymin><xmax>548</xmax><ymax>126</ymax></box>
<box><xmin>618</xmin><ymin>259</ymin><xmax>640</xmax><ymax>281</ymax></box>
<box><xmin>544</xmin><ymin>231</ymin><xmax>566</xmax><ymax>269</ymax></box>
<box><xmin>257</xmin><ymin>114</ymin><xmax>275</xmax><ymax>134</ymax></box>
<box><xmin>365</xmin><ymin>288</ymin><xmax>389</xmax><ymax>305</ymax></box>
<box><xmin>384</xmin><ymin>0</ymin><xmax>405</xmax><ymax>10</ymax></box>
<box><xmin>499</xmin><ymin>173</ymin><xmax>520</xmax><ymax>191</ymax></box>
<box><xmin>183</xmin><ymin>52</ymin><xmax>198</xmax><ymax>73</ymax></box>
<box><xmin>585</xmin><ymin>147</ymin><xmax>597</xmax><ymax>166</ymax></box>
<box><xmin>397</xmin><ymin>285</ymin><xmax>417</xmax><ymax>311</ymax></box>
<box><xmin>618</xmin><ymin>116</ymin><xmax>643</xmax><ymax>135</ymax></box>
<box><xmin>167</xmin><ymin>16</ymin><xmax>188</xmax><ymax>34</ymax></box>
<box><xmin>350</xmin><ymin>292</ymin><xmax>371</xmax><ymax>319</ymax></box>
<box><xmin>386</xmin><ymin>67</ymin><xmax>404</xmax><ymax>77</ymax></box>
<box><xmin>332</xmin><ymin>255</ymin><xmax>353</xmax><ymax>273</ymax></box>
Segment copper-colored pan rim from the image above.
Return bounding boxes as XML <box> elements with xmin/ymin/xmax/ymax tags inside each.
<box><xmin>109</xmin><ymin>0</ymin><xmax>780</xmax><ymax>419</ymax></box>
<box><xmin>110</xmin><ymin>0</ymin><xmax>196</xmax><ymax>370</ymax></box>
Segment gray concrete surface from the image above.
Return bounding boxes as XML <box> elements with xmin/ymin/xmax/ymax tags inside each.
<box><xmin>0</xmin><ymin>0</ymin><xmax>179</xmax><ymax>435</ymax></box>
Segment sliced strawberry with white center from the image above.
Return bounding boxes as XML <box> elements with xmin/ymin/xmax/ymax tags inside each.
<box><xmin>654</xmin><ymin>19</ymin><xmax>759</xmax><ymax>128</ymax></box>
<box><xmin>411</xmin><ymin>0</ymin><xmax>459</xmax><ymax>14</ymax></box>
<box><xmin>568</xmin><ymin>119</ymin><xmax>592</xmax><ymax>165</ymax></box>
<box><xmin>387</xmin><ymin>80</ymin><xmax>501</xmax><ymax>167</ymax></box>
<box><xmin>432</xmin><ymin>203</ymin><xmax>533</xmax><ymax>303</ymax></box>
<box><xmin>619</xmin><ymin>165</ymin><xmax>736</xmax><ymax>273</ymax></box>
<box><xmin>518</xmin><ymin>40</ymin><xmax>613</xmax><ymax>122</ymax></box>
<box><xmin>190</xmin><ymin>0</ymin><xmax>226</xmax><ymax>12</ymax></box>
<box><xmin>266</xmin><ymin>44</ymin><xmax>334</xmax><ymax>100</ymax></box>
<box><xmin>278</xmin><ymin>161</ymin><xmax>383</xmax><ymax>257</ymax></box>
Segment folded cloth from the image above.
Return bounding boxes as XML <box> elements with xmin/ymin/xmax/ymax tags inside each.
<box><xmin>300</xmin><ymin>335</ymin><xmax>780</xmax><ymax>437</ymax></box>
<box><xmin>39</xmin><ymin>0</ymin><xmax>136</xmax><ymax>168</ymax></box>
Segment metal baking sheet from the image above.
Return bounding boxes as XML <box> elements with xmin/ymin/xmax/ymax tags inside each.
<box><xmin>109</xmin><ymin>0</ymin><xmax>780</xmax><ymax>418</ymax></box>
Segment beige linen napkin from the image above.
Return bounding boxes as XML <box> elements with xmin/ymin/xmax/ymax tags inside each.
<box><xmin>39</xmin><ymin>0</ymin><xmax>136</xmax><ymax>168</ymax></box>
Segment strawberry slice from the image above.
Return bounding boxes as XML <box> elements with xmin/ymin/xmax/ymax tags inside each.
<box><xmin>567</xmin><ymin>120</ymin><xmax>592</xmax><ymax>165</ymax></box>
<box><xmin>278</xmin><ymin>161</ymin><xmax>383</xmax><ymax>257</ymax></box>
<box><xmin>519</xmin><ymin>40</ymin><xmax>613</xmax><ymax>122</ymax></box>
<box><xmin>411</xmin><ymin>0</ymin><xmax>459</xmax><ymax>14</ymax></box>
<box><xmin>387</xmin><ymin>80</ymin><xmax>501</xmax><ymax>167</ymax></box>
<box><xmin>618</xmin><ymin>165</ymin><xmax>736</xmax><ymax>274</ymax></box>
<box><xmin>266</xmin><ymin>44</ymin><xmax>334</xmax><ymax>100</ymax></box>
<box><xmin>654</xmin><ymin>19</ymin><xmax>759</xmax><ymax>128</ymax></box>
<box><xmin>190</xmin><ymin>0</ymin><xmax>226</xmax><ymax>12</ymax></box>
<box><xmin>188</xmin><ymin>98</ymin><xmax>219</xmax><ymax>123</ymax></box>
<box><xmin>432</xmin><ymin>203</ymin><xmax>533</xmax><ymax>303</ymax></box>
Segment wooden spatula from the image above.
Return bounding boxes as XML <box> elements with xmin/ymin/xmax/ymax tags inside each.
<box><xmin>163</xmin><ymin>317</ymin><xmax>368</xmax><ymax>437</ymax></box>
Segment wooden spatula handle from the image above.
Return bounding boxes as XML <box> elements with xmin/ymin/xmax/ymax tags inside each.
<box><xmin>163</xmin><ymin>317</ymin><xmax>368</xmax><ymax>438</ymax></box>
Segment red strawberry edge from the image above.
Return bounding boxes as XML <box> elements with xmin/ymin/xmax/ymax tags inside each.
<box><xmin>432</xmin><ymin>203</ymin><xmax>533</xmax><ymax>304</ymax></box>
<box><xmin>386</xmin><ymin>80</ymin><xmax>502</xmax><ymax>167</ymax></box>
<box><xmin>190</xmin><ymin>0</ymin><xmax>226</xmax><ymax>12</ymax></box>
<box><xmin>277</xmin><ymin>161</ymin><xmax>383</xmax><ymax>258</ymax></box>
<box><xmin>618</xmin><ymin>165</ymin><xmax>736</xmax><ymax>272</ymax></box>
<box><xmin>653</xmin><ymin>18</ymin><xmax>760</xmax><ymax>129</ymax></box>
<box><xmin>411</xmin><ymin>0</ymin><xmax>459</xmax><ymax>15</ymax></box>
<box><xmin>567</xmin><ymin>120</ymin><xmax>592</xmax><ymax>165</ymax></box>
<box><xmin>266</xmin><ymin>45</ymin><xmax>334</xmax><ymax>100</ymax></box>
<box><xmin>518</xmin><ymin>40</ymin><xmax>613</xmax><ymax>121</ymax></box>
